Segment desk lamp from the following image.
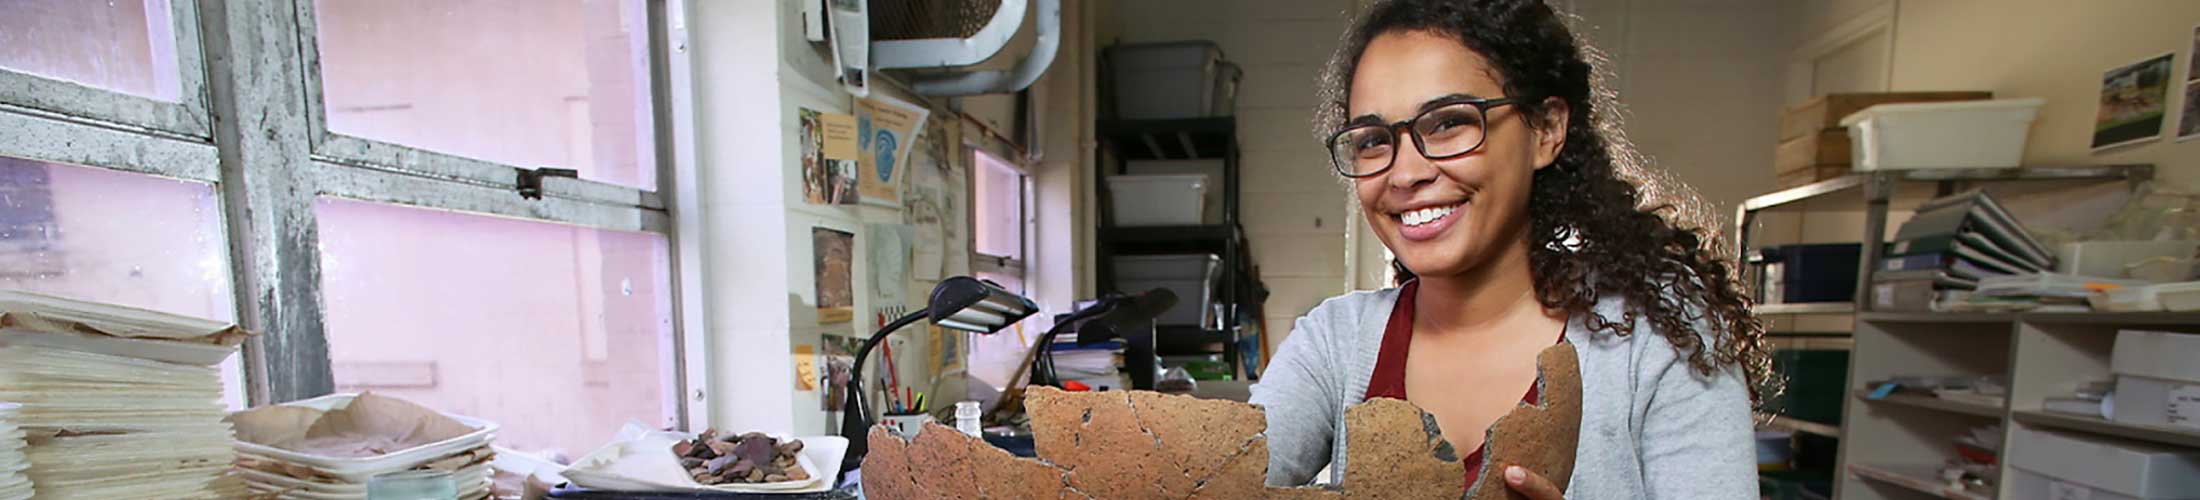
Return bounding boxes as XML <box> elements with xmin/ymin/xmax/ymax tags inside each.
<box><xmin>841</xmin><ymin>276</ymin><xmax>1037</xmax><ymax>472</ymax></box>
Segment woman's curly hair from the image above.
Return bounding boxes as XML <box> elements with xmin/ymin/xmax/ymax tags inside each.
<box><xmin>1317</xmin><ymin>0</ymin><xmax>1778</xmax><ymax>403</ymax></box>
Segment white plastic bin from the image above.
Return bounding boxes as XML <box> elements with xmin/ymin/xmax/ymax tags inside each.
<box><xmin>1108</xmin><ymin>174</ymin><xmax>1210</xmax><ymax>226</ymax></box>
<box><xmin>1112</xmin><ymin>254</ymin><xmax>1220</xmax><ymax>327</ymax></box>
<box><xmin>1839</xmin><ymin>98</ymin><xmax>2045</xmax><ymax>171</ymax></box>
<box><xmin>1109</xmin><ymin>41</ymin><xmax>1237</xmax><ymax>119</ymax></box>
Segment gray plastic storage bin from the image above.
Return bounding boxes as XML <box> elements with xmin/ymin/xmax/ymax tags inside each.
<box><xmin>1108</xmin><ymin>41</ymin><xmax>1240</xmax><ymax>119</ymax></box>
<box><xmin>1112</xmin><ymin>254</ymin><xmax>1220</xmax><ymax>327</ymax></box>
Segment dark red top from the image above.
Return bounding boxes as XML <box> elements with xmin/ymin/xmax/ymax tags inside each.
<box><xmin>1364</xmin><ymin>280</ymin><xmax>1555</xmax><ymax>485</ymax></box>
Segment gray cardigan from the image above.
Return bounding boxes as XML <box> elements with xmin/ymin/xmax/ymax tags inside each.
<box><xmin>1248</xmin><ymin>287</ymin><xmax>1756</xmax><ymax>499</ymax></box>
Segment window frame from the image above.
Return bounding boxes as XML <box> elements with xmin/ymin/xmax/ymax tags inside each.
<box><xmin>0</xmin><ymin>0</ymin><xmax>214</xmax><ymax>139</ymax></box>
<box><xmin>0</xmin><ymin>0</ymin><xmax>703</xmax><ymax>430</ymax></box>
<box><xmin>968</xmin><ymin>142</ymin><xmax>1032</xmax><ymax>282</ymax></box>
<box><xmin>289</xmin><ymin>0</ymin><xmax>667</xmax><ymax>211</ymax></box>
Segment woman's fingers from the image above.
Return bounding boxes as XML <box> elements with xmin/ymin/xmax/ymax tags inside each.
<box><xmin>1504</xmin><ymin>465</ymin><xmax>1564</xmax><ymax>500</ymax></box>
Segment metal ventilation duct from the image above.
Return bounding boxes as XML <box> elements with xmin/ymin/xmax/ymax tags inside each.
<box><xmin>867</xmin><ymin>0</ymin><xmax>1058</xmax><ymax>97</ymax></box>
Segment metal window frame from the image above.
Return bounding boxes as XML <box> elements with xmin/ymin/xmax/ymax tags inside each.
<box><xmin>195</xmin><ymin>0</ymin><xmax>698</xmax><ymax>426</ymax></box>
<box><xmin>0</xmin><ymin>110</ymin><xmax>218</xmax><ymax>182</ymax></box>
<box><xmin>288</xmin><ymin>0</ymin><xmax>667</xmax><ymax>212</ymax></box>
<box><xmin>0</xmin><ymin>0</ymin><xmax>213</xmax><ymax>140</ymax></box>
<box><xmin>5</xmin><ymin>0</ymin><xmax>701</xmax><ymax>429</ymax></box>
<box><xmin>968</xmin><ymin>143</ymin><xmax>1030</xmax><ymax>279</ymax></box>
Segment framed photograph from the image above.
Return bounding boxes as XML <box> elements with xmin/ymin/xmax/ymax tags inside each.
<box><xmin>2093</xmin><ymin>52</ymin><xmax>2175</xmax><ymax>151</ymax></box>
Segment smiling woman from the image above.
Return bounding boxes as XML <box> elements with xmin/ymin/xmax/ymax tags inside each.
<box><xmin>1247</xmin><ymin>0</ymin><xmax>1773</xmax><ymax>499</ymax></box>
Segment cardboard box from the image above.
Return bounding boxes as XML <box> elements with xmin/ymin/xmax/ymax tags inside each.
<box><xmin>2112</xmin><ymin>375</ymin><xmax>2200</xmax><ymax>430</ymax></box>
<box><xmin>1778</xmin><ymin>91</ymin><xmax>1995</xmax><ymax>141</ymax></box>
<box><xmin>2008</xmin><ymin>427</ymin><xmax>2200</xmax><ymax>499</ymax></box>
<box><xmin>1777</xmin><ymin>165</ymin><xmax>1850</xmax><ymax>189</ymax></box>
<box><xmin>1775</xmin><ymin>130</ymin><xmax>1853</xmax><ymax>172</ymax></box>
<box><xmin>2113</xmin><ymin>330</ymin><xmax>2200</xmax><ymax>383</ymax></box>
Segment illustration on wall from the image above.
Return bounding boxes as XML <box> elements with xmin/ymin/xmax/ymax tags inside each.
<box><xmin>820</xmin><ymin>334</ymin><xmax>861</xmax><ymax>412</ymax></box>
<box><xmin>814</xmin><ymin>227</ymin><xmax>856</xmax><ymax>323</ymax></box>
<box><xmin>801</xmin><ymin>108</ymin><xmax>861</xmax><ymax>205</ymax></box>
<box><xmin>2093</xmin><ymin>52</ymin><xmax>2175</xmax><ymax>150</ymax></box>
<box><xmin>855</xmin><ymin>95</ymin><xmax>929</xmax><ymax>205</ymax></box>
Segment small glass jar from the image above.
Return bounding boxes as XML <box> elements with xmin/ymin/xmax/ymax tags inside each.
<box><xmin>367</xmin><ymin>469</ymin><xmax>458</xmax><ymax>500</ymax></box>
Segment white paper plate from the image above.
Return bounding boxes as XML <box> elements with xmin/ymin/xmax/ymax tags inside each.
<box><xmin>230</xmin><ymin>394</ymin><xmax>498</xmax><ymax>477</ymax></box>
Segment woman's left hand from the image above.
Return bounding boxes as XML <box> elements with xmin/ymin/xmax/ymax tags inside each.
<box><xmin>1504</xmin><ymin>465</ymin><xmax>1564</xmax><ymax>500</ymax></box>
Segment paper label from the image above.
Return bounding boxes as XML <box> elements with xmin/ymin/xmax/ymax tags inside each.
<box><xmin>2169</xmin><ymin>383</ymin><xmax>2200</xmax><ymax>429</ymax></box>
<box><xmin>2048</xmin><ymin>480</ymin><xmax>2092</xmax><ymax>500</ymax></box>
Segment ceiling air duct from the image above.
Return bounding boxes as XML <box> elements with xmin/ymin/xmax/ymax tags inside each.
<box><xmin>866</xmin><ymin>0</ymin><xmax>1059</xmax><ymax>97</ymax></box>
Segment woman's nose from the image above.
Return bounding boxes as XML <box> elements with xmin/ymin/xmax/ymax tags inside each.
<box><xmin>1386</xmin><ymin>135</ymin><xmax>1439</xmax><ymax>189</ymax></box>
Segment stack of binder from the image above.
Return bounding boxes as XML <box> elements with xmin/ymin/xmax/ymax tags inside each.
<box><xmin>1873</xmin><ymin>189</ymin><xmax>2055</xmax><ymax>311</ymax></box>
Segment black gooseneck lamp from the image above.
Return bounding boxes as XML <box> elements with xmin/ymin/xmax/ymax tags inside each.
<box><xmin>840</xmin><ymin>276</ymin><xmax>1038</xmax><ymax>473</ymax></box>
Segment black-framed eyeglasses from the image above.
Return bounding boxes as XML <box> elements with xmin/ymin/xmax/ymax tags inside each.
<box><xmin>1327</xmin><ymin>96</ymin><xmax>1520</xmax><ymax>178</ymax></box>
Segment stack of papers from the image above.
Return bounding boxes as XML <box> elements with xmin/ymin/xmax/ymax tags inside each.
<box><xmin>1876</xmin><ymin>190</ymin><xmax>2060</xmax><ymax>311</ymax></box>
<box><xmin>1051</xmin><ymin>337</ymin><xmax>1127</xmax><ymax>391</ymax></box>
<box><xmin>0</xmin><ymin>291</ymin><xmax>254</xmax><ymax>500</ymax></box>
<box><xmin>0</xmin><ymin>403</ymin><xmax>29</xmax><ymax>500</ymax></box>
<box><xmin>228</xmin><ymin>393</ymin><xmax>499</xmax><ymax>500</ymax></box>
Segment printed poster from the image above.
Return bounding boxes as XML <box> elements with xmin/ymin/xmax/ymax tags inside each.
<box><xmin>856</xmin><ymin>95</ymin><xmax>930</xmax><ymax>205</ymax></box>
<box><xmin>801</xmin><ymin>108</ymin><xmax>860</xmax><ymax>205</ymax></box>
<box><xmin>813</xmin><ymin>227</ymin><xmax>855</xmax><ymax>324</ymax></box>
<box><xmin>820</xmin><ymin>334</ymin><xmax>861</xmax><ymax>411</ymax></box>
<box><xmin>2093</xmin><ymin>52</ymin><xmax>2174</xmax><ymax>151</ymax></box>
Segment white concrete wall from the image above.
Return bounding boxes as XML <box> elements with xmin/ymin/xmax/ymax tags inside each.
<box><xmin>1885</xmin><ymin>0</ymin><xmax>2200</xmax><ymax>188</ymax></box>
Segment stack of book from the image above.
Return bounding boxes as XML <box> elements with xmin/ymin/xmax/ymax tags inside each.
<box><xmin>1873</xmin><ymin>190</ymin><xmax>2056</xmax><ymax>311</ymax></box>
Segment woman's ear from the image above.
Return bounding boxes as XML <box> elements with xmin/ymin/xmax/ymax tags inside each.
<box><xmin>1532</xmin><ymin>97</ymin><xmax>1571</xmax><ymax>170</ymax></box>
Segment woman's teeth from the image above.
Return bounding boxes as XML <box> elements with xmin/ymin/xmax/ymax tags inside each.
<box><xmin>1400</xmin><ymin>205</ymin><xmax>1457</xmax><ymax>227</ymax></box>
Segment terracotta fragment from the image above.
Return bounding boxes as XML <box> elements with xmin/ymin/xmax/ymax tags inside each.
<box><xmin>863</xmin><ymin>345</ymin><xmax>1584</xmax><ymax>500</ymax></box>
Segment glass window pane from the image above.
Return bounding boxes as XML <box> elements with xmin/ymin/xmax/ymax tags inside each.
<box><xmin>316</xmin><ymin>198</ymin><xmax>674</xmax><ymax>455</ymax></box>
<box><xmin>972</xmin><ymin>151</ymin><xmax>1023</xmax><ymax>259</ymax></box>
<box><xmin>0</xmin><ymin>157</ymin><xmax>242</xmax><ymax>408</ymax></box>
<box><xmin>313</xmin><ymin>0</ymin><xmax>658</xmax><ymax>189</ymax></box>
<box><xmin>0</xmin><ymin>0</ymin><xmax>182</xmax><ymax>101</ymax></box>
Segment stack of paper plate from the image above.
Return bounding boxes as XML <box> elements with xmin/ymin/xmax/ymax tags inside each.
<box><xmin>231</xmin><ymin>394</ymin><xmax>499</xmax><ymax>500</ymax></box>
<box><xmin>0</xmin><ymin>292</ymin><xmax>252</xmax><ymax>500</ymax></box>
<box><xmin>0</xmin><ymin>402</ymin><xmax>30</xmax><ymax>500</ymax></box>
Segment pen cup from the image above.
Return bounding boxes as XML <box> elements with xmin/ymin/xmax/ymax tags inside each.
<box><xmin>879</xmin><ymin>413</ymin><xmax>932</xmax><ymax>439</ymax></box>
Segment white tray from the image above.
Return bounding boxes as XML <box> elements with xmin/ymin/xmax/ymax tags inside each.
<box><xmin>245</xmin><ymin>471</ymin><xmax>495</xmax><ymax>497</ymax></box>
<box><xmin>230</xmin><ymin>394</ymin><xmax>498</xmax><ymax>478</ymax></box>
<box><xmin>238</xmin><ymin>462</ymin><xmax>491</xmax><ymax>496</ymax></box>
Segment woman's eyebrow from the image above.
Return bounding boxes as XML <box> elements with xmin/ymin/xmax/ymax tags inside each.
<box><xmin>1343</xmin><ymin>114</ymin><xmax>1388</xmax><ymax>128</ymax></box>
<box><xmin>1345</xmin><ymin>93</ymin><xmax>1483</xmax><ymax>127</ymax></box>
<box><xmin>1418</xmin><ymin>93</ymin><xmax>1482</xmax><ymax>113</ymax></box>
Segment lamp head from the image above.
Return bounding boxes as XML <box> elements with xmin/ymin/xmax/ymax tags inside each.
<box><xmin>927</xmin><ymin>276</ymin><xmax>1038</xmax><ymax>333</ymax></box>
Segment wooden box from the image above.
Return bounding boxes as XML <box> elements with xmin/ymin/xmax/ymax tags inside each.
<box><xmin>1778</xmin><ymin>91</ymin><xmax>1994</xmax><ymax>141</ymax></box>
<box><xmin>1775</xmin><ymin>130</ymin><xmax>1853</xmax><ymax>173</ymax></box>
